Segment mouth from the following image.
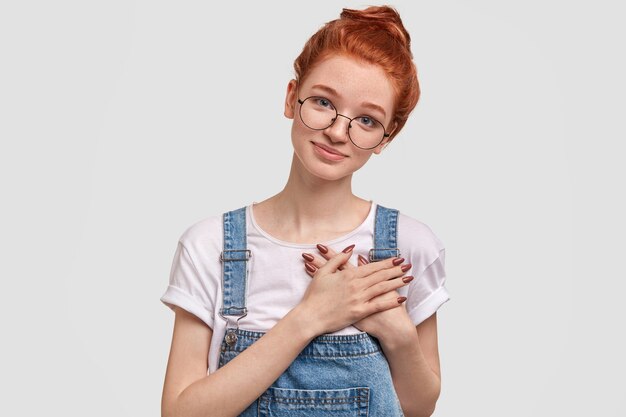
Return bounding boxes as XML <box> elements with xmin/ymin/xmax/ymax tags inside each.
<box><xmin>311</xmin><ymin>141</ymin><xmax>348</xmax><ymax>157</ymax></box>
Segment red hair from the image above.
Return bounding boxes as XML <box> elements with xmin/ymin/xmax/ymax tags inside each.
<box><xmin>293</xmin><ymin>5</ymin><xmax>420</xmax><ymax>141</ymax></box>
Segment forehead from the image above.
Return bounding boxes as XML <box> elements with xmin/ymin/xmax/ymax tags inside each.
<box><xmin>299</xmin><ymin>54</ymin><xmax>395</xmax><ymax>113</ymax></box>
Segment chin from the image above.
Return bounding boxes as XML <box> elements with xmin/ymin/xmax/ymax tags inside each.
<box><xmin>294</xmin><ymin>151</ymin><xmax>354</xmax><ymax>181</ymax></box>
<box><xmin>307</xmin><ymin>162</ymin><xmax>352</xmax><ymax>181</ymax></box>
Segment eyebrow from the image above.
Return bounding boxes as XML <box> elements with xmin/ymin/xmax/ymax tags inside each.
<box><xmin>310</xmin><ymin>84</ymin><xmax>387</xmax><ymax>119</ymax></box>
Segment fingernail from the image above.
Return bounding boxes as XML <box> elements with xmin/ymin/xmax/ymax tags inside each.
<box><xmin>305</xmin><ymin>262</ymin><xmax>317</xmax><ymax>273</ymax></box>
<box><xmin>401</xmin><ymin>263</ymin><xmax>412</xmax><ymax>272</ymax></box>
<box><xmin>358</xmin><ymin>254</ymin><xmax>369</xmax><ymax>264</ymax></box>
<box><xmin>397</xmin><ymin>296</ymin><xmax>407</xmax><ymax>304</ymax></box>
<box><xmin>342</xmin><ymin>244</ymin><xmax>355</xmax><ymax>253</ymax></box>
<box><xmin>392</xmin><ymin>257</ymin><xmax>405</xmax><ymax>266</ymax></box>
<box><xmin>302</xmin><ymin>253</ymin><xmax>314</xmax><ymax>262</ymax></box>
<box><xmin>316</xmin><ymin>243</ymin><xmax>328</xmax><ymax>254</ymax></box>
<box><xmin>402</xmin><ymin>276</ymin><xmax>414</xmax><ymax>283</ymax></box>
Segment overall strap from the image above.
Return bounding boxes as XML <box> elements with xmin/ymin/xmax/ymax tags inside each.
<box><xmin>218</xmin><ymin>206</ymin><xmax>251</xmax><ymax>345</ymax></box>
<box><xmin>369</xmin><ymin>204</ymin><xmax>401</xmax><ymax>262</ymax></box>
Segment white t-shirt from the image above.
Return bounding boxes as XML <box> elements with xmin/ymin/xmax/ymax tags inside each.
<box><xmin>160</xmin><ymin>200</ymin><xmax>451</xmax><ymax>374</ymax></box>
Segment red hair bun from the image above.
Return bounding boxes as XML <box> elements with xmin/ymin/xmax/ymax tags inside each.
<box><xmin>294</xmin><ymin>6</ymin><xmax>420</xmax><ymax>141</ymax></box>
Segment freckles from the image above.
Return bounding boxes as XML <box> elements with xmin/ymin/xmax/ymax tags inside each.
<box><xmin>291</xmin><ymin>126</ymin><xmax>308</xmax><ymax>146</ymax></box>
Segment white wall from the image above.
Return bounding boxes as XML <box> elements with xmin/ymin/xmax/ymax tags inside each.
<box><xmin>1</xmin><ymin>1</ymin><xmax>624</xmax><ymax>415</ymax></box>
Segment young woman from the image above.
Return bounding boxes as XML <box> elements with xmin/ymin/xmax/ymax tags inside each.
<box><xmin>160</xmin><ymin>6</ymin><xmax>450</xmax><ymax>417</ymax></box>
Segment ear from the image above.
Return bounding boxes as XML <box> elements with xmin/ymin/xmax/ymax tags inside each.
<box><xmin>372</xmin><ymin>138</ymin><xmax>391</xmax><ymax>154</ymax></box>
<box><xmin>372</xmin><ymin>121</ymin><xmax>398</xmax><ymax>155</ymax></box>
<box><xmin>284</xmin><ymin>79</ymin><xmax>298</xmax><ymax>119</ymax></box>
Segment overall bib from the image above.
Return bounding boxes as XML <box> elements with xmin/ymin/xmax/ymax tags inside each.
<box><xmin>217</xmin><ymin>204</ymin><xmax>406</xmax><ymax>417</ymax></box>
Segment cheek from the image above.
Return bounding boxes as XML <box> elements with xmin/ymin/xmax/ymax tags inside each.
<box><xmin>291</xmin><ymin>118</ymin><xmax>313</xmax><ymax>145</ymax></box>
<box><xmin>351</xmin><ymin>153</ymin><xmax>374</xmax><ymax>170</ymax></box>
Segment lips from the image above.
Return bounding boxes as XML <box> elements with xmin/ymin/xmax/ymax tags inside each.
<box><xmin>311</xmin><ymin>142</ymin><xmax>347</xmax><ymax>157</ymax></box>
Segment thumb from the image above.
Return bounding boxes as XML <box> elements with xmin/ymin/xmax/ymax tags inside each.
<box><xmin>316</xmin><ymin>245</ymin><xmax>354</xmax><ymax>274</ymax></box>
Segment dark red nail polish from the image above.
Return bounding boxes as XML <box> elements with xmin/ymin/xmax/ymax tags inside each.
<box><xmin>402</xmin><ymin>276</ymin><xmax>414</xmax><ymax>283</ymax></box>
<box><xmin>316</xmin><ymin>243</ymin><xmax>328</xmax><ymax>254</ymax></box>
<box><xmin>392</xmin><ymin>257</ymin><xmax>405</xmax><ymax>266</ymax></box>
<box><xmin>358</xmin><ymin>254</ymin><xmax>368</xmax><ymax>264</ymax></box>
<box><xmin>397</xmin><ymin>296</ymin><xmax>407</xmax><ymax>304</ymax></box>
<box><xmin>342</xmin><ymin>244</ymin><xmax>355</xmax><ymax>253</ymax></box>
<box><xmin>302</xmin><ymin>253</ymin><xmax>314</xmax><ymax>262</ymax></box>
<box><xmin>401</xmin><ymin>263</ymin><xmax>412</xmax><ymax>272</ymax></box>
<box><xmin>305</xmin><ymin>262</ymin><xmax>316</xmax><ymax>273</ymax></box>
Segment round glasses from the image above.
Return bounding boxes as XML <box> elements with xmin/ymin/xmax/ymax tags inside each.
<box><xmin>297</xmin><ymin>96</ymin><xmax>390</xmax><ymax>150</ymax></box>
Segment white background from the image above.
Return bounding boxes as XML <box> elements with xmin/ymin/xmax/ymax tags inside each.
<box><xmin>1</xmin><ymin>1</ymin><xmax>624</xmax><ymax>416</ymax></box>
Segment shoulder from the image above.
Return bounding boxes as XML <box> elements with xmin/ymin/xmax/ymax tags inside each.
<box><xmin>176</xmin><ymin>213</ymin><xmax>224</xmax><ymax>259</ymax></box>
<box><xmin>176</xmin><ymin>204</ymin><xmax>250</xmax><ymax>255</ymax></box>
<box><xmin>179</xmin><ymin>214</ymin><xmax>222</xmax><ymax>243</ymax></box>
<box><xmin>396</xmin><ymin>210</ymin><xmax>445</xmax><ymax>251</ymax></box>
<box><xmin>394</xmin><ymin>209</ymin><xmax>445</xmax><ymax>272</ymax></box>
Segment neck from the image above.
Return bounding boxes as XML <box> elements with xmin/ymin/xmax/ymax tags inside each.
<box><xmin>254</xmin><ymin>153</ymin><xmax>371</xmax><ymax>242</ymax></box>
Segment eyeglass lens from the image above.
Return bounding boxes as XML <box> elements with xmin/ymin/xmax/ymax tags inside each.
<box><xmin>299</xmin><ymin>97</ymin><xmax>385</xmax><ymax>149</ymax></box>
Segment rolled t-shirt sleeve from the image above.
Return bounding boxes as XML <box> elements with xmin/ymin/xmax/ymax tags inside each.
<box><xmin>160</xmin><ymin>241</ymin><xmax>215</xmax><ymax>329</ymax></box>
<box><xmin>405</xmin><ymin>247</ymin><xmax>451</xmax><ymax>327</ymax></box>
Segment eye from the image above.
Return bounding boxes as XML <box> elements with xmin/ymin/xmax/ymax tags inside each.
<box><xmin>314</xmin><ymin>97</ymin><xmax>335</xmax><ymax>110</ymax></box>
<box><xmin>355</xmin><ymin>116</ymin><xmax>376</xmax><ymax>128</ymax></box>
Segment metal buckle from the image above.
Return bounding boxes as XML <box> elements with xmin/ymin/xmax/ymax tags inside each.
<box><xmin>368</xmin><ymin>248</ymin><xmax>401</xmax><ymax>262</ymax></box>
<box><xmin>220</xmin><ymin>249</ymin><xmax>251</xmax><ymax>262</ymax></box>
<box><xmin>219</xmin><ymin>308</ymin><xmax>248</xmax><ymax>347</ymax></box>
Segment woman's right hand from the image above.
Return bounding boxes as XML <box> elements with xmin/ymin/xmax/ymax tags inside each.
<box><xmin>296</xmin><ymin>244</ymin><xmax>411</xmax><ymax>335</ymax></box>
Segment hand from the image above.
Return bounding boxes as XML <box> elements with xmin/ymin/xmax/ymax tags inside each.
<box><xmin>299</xmin><ymin>243</ymin><xmax>414</xmax><ymax>338</ymax></box>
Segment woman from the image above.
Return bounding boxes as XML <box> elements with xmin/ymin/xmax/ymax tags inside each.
<box><xmin>160</xmin><ymin>5</ymin><xmax>450</xmax><ymax>417</ymax></box>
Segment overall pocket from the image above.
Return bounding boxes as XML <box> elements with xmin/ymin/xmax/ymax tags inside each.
<box><xmin>257</xmin><ymin>386</ymin><xmax>369</xmax><ymax>417</ymax></box>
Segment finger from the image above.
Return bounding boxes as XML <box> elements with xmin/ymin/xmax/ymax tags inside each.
<box><xmin>363</xmin><ymin>289</ymin><xmax>402</xmax><ymax>309</ymax></box>
<box><xmin>302</xmin><ymin>253</ymin><xmax>325</xmax><ymax>278</ymax></box>
<box><xmin>304</xmin><ymin>260</ymin><xmax>318</xmax><ymax>277</ymax></box>
<box><xmin>317</xmin><ymin>244</ymin><xmax>357</xmax><ymax>270</ymax></box>
<box><xmin>355</xmin><ymin>255</ymin><xmax>408</xmax><ymax>279</ymax></box>
<box><xmin>302</xmin><ymin>252</ymin><xmax>325</xmax><ymax>269</ymax></box>
<box><xmin>361</xmin><ymin>262</ymin><xmax>412</xmax><ymax>289</ymax></box>
<box><xmin>315</xmin><ymin>244</ymin><xmax>354</xmax><ymax>274</ymax></box>
<box><xmin>364</xmin><ymin>293</ymin><xmax>407</xmax><ymax>316</ymax></box>
<box><xmin>362</xmin><ymin>275</ymin><xmax>413</xmax><ymax>301</ymax></box>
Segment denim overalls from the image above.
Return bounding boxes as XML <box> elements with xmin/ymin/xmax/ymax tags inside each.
<box><xmin>217</xmin><ymin>204</ymin><xmax>406</xmax><ymax>416</ymax></box>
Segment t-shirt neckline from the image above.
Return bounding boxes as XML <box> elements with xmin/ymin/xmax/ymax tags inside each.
<box><xmin>248</xmin><ymin>200</ymin><xmax>376</xmax><ymax>249</ymax></box>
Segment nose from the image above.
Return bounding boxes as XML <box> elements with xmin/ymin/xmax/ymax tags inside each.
<box><xmin>323</xmin><ymin>114</ymin><xmax>351</xmax><ymax>143</ymax></box>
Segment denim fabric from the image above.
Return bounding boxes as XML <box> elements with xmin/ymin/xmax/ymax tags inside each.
<box><xmin>218</xmin><ymin>204</ymin><xmax>404</xmax><ymax>416</ymax></box>
<box><xmin>219</xmin><ymin>329</ymin><xmax>405</xmax><ymax>416</ymax></box>
<box><xmin>370</xmin><ymin>204</ymin><xmax>401</xmax><ymax>262</ymax></box>
<box><xmin>220</xmin><ymin>206</ymin><xmax>250</xmax><ymax>317</ymax></box>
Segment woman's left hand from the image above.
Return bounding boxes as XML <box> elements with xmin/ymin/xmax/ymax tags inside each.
<box><xmin>302</xmin><ymin>245</ymin><xmax>415</xmax><ymax>341</ymax></box>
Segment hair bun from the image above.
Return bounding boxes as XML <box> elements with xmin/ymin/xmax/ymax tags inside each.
<box><xmin>340</xmin><ymin>6</ymin><xmax>411</xmax><ymax>50</ymax></box>
<box><xmin>293</xmin><ymin>5</ymin><xmax>420</xmax><ymax>140</ymax></box>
